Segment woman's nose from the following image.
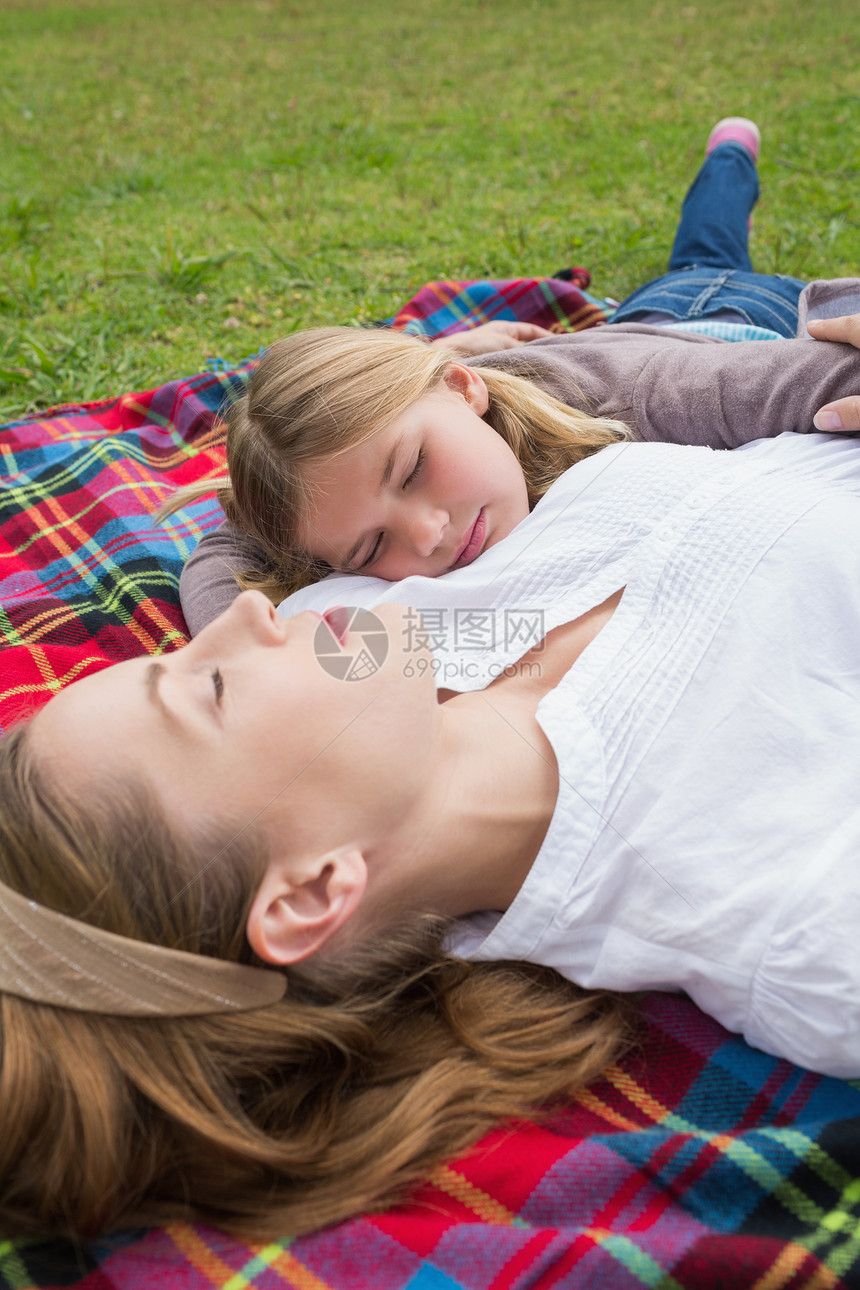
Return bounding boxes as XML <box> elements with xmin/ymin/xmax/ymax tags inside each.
<box><xmin>405</xmin><ymin>507</ymin><xmax>447</xmax><ymax>558</ymax></box>
<box><xmin>201</xmin><ymin>589</ymin><xmax>286</xmax><ymax>648</ymax></box>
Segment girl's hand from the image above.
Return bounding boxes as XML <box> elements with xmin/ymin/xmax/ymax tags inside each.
<box><xmin>432</xmin><ymin>321</ymin><xmax>553</xmax><ymax>356</ymax></box>
<box><xmin>808</xmin><ymin>314</ymin><xmax>860</xmax><ymax>431</ymax></box>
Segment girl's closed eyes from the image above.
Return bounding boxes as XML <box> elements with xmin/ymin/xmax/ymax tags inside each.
<box><xmin>356</xmin><ymin>539</ymin><xmax>382</xmax><ymax>572</ymax></box>
<box><xmin>355</xmin><ymin>448</ymin><xmax>428</xmax><ymax>570</ymax></box>
<box><xmin>403</xmin><ymin>446</ymin><xmax>426</xmax><ymax>489</ymax></box>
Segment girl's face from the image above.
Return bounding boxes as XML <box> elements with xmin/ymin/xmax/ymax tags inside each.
<box><xmin>30</xmin><ymin>592</ymin><xmax>439</xmax><ymax>863</ymax></box>
<box><xmin>296</xmin><ymin>366</ymin><xmax>530</xmax><ymax>582</ymax></box>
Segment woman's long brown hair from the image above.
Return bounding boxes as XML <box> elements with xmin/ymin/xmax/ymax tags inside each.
<box><xmin>0</xmin><ymin>722</ymin><xmax>634</xmax><ymax>1241</ymax></box>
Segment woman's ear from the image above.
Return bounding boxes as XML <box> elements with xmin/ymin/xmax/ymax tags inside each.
<box><xmin>246</xmin><ymin>847</ymin><xmax>368</xmax><ymax>965</ymax></box>
<box><xmin>443</xmin><ymin>363</ymin><xmax>490</xmax><ymax>415</ymax></box>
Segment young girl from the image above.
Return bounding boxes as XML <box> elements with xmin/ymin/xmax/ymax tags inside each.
<box><xmin>177</xmin><ymin>118</ymin><xmax>860</xmax><ymax>633</ymax></box>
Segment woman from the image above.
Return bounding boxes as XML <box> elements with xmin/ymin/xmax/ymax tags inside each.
<box><xmin>0</xmin><ymin>608</ymin><xmax>630</xmax><ymax>1241</ymax></box>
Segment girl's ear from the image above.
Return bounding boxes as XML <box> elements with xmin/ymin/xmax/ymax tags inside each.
<box><xmin>246</xmin><ymin>847</ymin><xmax>368</xmax><ymax>965</ymax></box>
<box><xmin>443</xmin><ymin>363</ymin><xmax>490</xmax><ymax>415</ymax></box>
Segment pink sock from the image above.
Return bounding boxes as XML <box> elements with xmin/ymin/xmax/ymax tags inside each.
<box><xmin>706</xmin><ymin>117</ymin><xmax>761</xmax><ymax>163</ymax></box>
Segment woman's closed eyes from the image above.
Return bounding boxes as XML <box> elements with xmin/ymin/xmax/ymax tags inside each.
<box><xmin>211</xmin><ymin>666</ymin><xmax>225</xmax><ymax>704</ymax></box>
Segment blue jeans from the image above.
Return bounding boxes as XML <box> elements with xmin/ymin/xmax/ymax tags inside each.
<box><xmin>609</xmin><ymin>144</ymin><xmax>806</xmax><ymax>337</ymax></box>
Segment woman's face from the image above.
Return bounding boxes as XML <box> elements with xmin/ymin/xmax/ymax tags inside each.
<box><xmin>29</xmin><ymin>592</ymin><xmax>439</xmax><ymax>861</ymax></box>
<box><xmin>295</xmin><ymin>367</ymin><xmax>530</xmax><ymax>582</ymax></box>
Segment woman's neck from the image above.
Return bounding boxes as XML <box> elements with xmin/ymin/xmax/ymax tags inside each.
<box><xmin>369</xmin><ymin>591</ymin><xmax>623</xmax><ymax>922</ymax></box>
<box><xmin>423</xmin><ymin>687</ymin><xmax>560</xmax><ymax>914</ymax></box>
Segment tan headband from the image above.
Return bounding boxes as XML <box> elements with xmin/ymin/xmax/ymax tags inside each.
<box><xmin>0</xmin><ymin>880</ymin><xmax>286</xmax><ymax>1016</ymax></box>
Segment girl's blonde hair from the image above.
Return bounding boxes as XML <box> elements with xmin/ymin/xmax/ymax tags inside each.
<box><xmin>0</xmin><ymin>721</ymin><xmax>633</xmax><ymax>1241</ymax></box>
<box><xmin>167</xmin><ymin>327</ymin><xmax>630</xmax><ymax>603</ymax></box>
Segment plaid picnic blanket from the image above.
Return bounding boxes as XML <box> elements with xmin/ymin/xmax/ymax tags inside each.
<box><xmin>3</xmin><ymin>275</ymin><xmax>860</xmax><ymax>1288</ymax></box>
<box><xmin>4</xmin><ymin>993</ymin><xmax>860</xmax><ymax>1289</ymax></box>
<box><xmin>389</xmin><ymin>269</ymin><xmax>612</xmax><ymax>336</ymax></box>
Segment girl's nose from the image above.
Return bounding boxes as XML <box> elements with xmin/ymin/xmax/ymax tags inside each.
<box><xmin>406</xmin><ymin>507</ymin><xmax>447</xmax><ymax>558</ymax></box>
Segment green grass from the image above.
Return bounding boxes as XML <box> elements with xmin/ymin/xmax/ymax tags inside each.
<box><xmin>0</xmin><ymin>0</ymin><xmax>858</xmax><ymax>420</ymax></box>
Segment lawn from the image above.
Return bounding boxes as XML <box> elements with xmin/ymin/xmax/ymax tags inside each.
<box><xmin>0</xmin><ymin>0</ymin><xmax>858</xmax><ymax>420</ymax></box>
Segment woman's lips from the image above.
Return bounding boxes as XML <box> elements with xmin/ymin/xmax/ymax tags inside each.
<box><xmin>450</xmin><ymin>509</ymin><xmax>486</xmax><ymax>570</ymax></box>
<box><xmin>322</xmin><ymin>606</ymin><xmax>351</xmax><ymax>644</ymax></box>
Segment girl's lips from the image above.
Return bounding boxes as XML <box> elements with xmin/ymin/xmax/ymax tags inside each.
<box><xmin>450</xmin><ymin>509</ymin><xmax>486</xmax><ymax>570</ymax></box>
<box><xmin>322</xmin><ymin>606</ymin><xmax>351</xmax><ymax>644</ymax></box>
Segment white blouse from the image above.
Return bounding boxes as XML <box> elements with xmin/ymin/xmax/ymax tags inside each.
<box><xmin>278</xmin><ymin>432</ymin><xmax>860</xmax><ymax>1077</ymax></box>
